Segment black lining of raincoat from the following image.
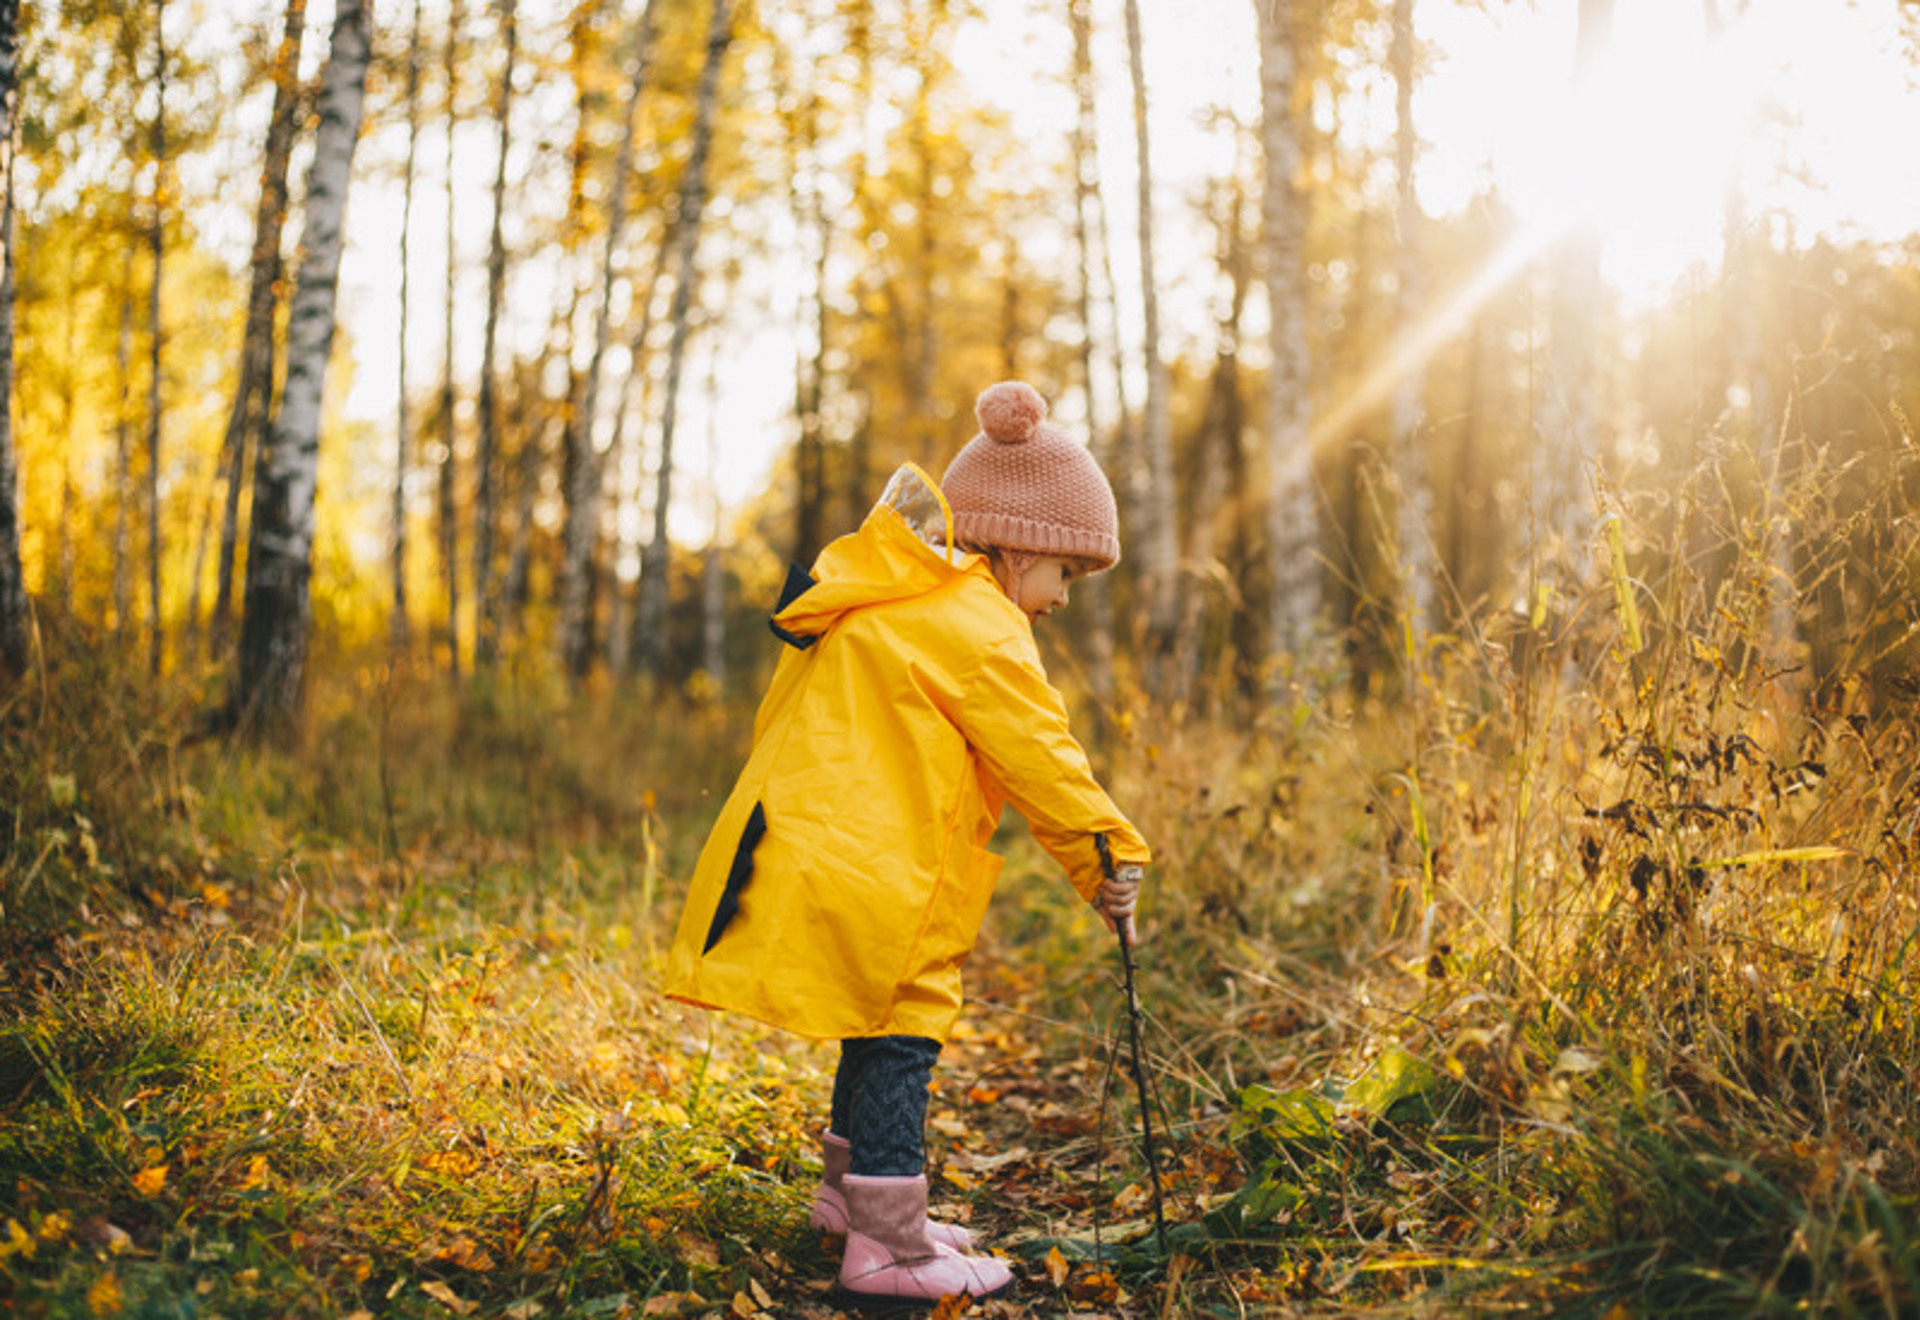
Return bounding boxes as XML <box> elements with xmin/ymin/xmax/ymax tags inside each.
<box><xmin>703</xmin><ymin>801</ymin><xmax>767</xmax><ymax>953</ymax></box>
<box><xmin>768</xmin><ymin>563</ymin><xmax>820</xmax><ymax>650</ymax></box>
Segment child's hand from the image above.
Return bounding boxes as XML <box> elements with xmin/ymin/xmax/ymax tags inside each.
<box><xmin>1097</xmin><ymin>864</ymin><xmax>1143</xmax><ymax>946</ymax></box>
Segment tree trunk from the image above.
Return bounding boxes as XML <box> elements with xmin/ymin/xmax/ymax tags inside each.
<box><xmin>233</xmin><ymin>0</ymin><xmax>371</xmax><ymax>737</ymax></box>
<box><xmin>614</xmin><ymin>216</ymin><xmax>676</xmax><ymax>672</ymax></box>
<box><xmin>842</xmin><ymin>0</ymin><xmax>875</xmax><ymax>523</ymax></box>
<box><xmin>114</xmin><ymin>245</ymin><xmax>134</xmax><ymax>646</ymax></box>
<box><xmin>145</xmin><ymin>0</ymin><xmax>166</xmax><ymax>677</ymax></box>
<box><xmin>1535</xmin><ymin>0</ymin><xmax>1611</xmax><ymax>580</ymax></box>
<box><xmin>213</xmin><ymin>0</ymin><xmax>306</xmax><ymax>660</ymax></box>
<box><xmin>0</xmin><ymin>0</ymin><xmax>26</xmax><ymax>676</ymax></box>
<box><xmin>1390</xmin><ymin>0</ymin><xmax>1433</xmax><ymax>640</ymax></box>
<box><xmin>1176</xmin><ymin>157</ymin><xmax>1251</xmax><ymax>702</ymax></box>
<box><xmin>700</xmin><ymin>348</ymin><xmax>724</xmax><ymax>689</ymax></box>
<box><xmin>905</xmin><ymin>27</ymin><xmax>938</xmax><ymax>470</ymax></box>
<box><xmin>392</xmin><ymin>0</ymin><xmax>424</xmax><ymax>652</ymax></box>
<box><xmin>1256</xmin><ymin>0</ymin><xmax>1319</xmax><ymax>657</ymax></box>
<box><xmin>438</xmin><ymin>0</ymin><xmax>463</xmax><ymax>679</ymax></box>
<box><xmin>473</xmin><ymin>0</ymin><xmax>516</xmax><ymax>667</ymax></box>
<box><xmin>1705</xmin><ymin>0</ymin><xmax>1792</xmax><ymax>659</ymax></box>
<box><xmin>1124</xmin><ymin>0</ymin><xmax>1179</xmax><ymax>696</ymax></box>
<box><xmin>636</xmin><ymin>0</ymin><xmax>731</xmax><ymax>680</ymax></box>
<box><xmin>559</xmin><ymin>0</ymin><xmax>658</xmax><ymax>680</ymax></box>
<box><xmin>1065</xmin><ymin>0</ymin><xmax>1114</xmax><ymax>713</ymax></box>
<box><xmin>787</xmin><ymin>38</ymin><xmax>830</xmax><ymax>572</ymax></box>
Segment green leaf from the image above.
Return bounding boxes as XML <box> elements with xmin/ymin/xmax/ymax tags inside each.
<box><xmin>1234</xmin><ymin>1084</ymin><xmax>1337</xmax><ymax>1141</ymax></box>
<box><xmin>1343</xmin><ymin>1046</ymin><xmax>1439</xmax><ymax>1120</ymax></box>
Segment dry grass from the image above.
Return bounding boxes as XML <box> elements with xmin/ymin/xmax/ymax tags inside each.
<box><xmin>2</xmin><ymin>434</ymin><xmax>1915</xmax><ymax>1316</ymax></box>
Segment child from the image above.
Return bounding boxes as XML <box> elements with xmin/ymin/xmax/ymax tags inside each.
<box><xmin>665</xmin><ymin>381</ymin><xmax>1150</xmax><ymax>1306</ymax></box>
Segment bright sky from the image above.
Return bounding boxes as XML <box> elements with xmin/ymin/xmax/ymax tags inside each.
<box><xmin>311</xmin><ymin>0</ymin><xmax>1920</xmax><ymax>544</ymax></box>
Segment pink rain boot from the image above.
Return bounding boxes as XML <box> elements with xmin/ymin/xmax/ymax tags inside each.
<box><xmin>837</xmin><ymin>1174</ymin><xmax>1012</xmax><ymax>1307</ymax></box>
<box><xmin>810</xmin><ymin>1132</ymin><xmax>974</xmax><ymax>1250</ymax></box>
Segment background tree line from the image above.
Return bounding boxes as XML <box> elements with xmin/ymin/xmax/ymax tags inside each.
<box><xmin>0</xmin><ymin>0</ymin><xmax>1915</xmax><ymax>730</ymax></box>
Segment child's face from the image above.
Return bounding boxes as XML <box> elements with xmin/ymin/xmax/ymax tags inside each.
<box><xmin>1011</xmin><ymin>555</ymin><xmax>1087</xmax><ymax>621</ymax></box>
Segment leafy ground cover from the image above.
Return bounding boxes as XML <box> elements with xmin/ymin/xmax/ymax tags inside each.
<box><xmin>5</xmin><ymin>447</ymin><xmax>1919</xmax><ymax>1317</ymax></box>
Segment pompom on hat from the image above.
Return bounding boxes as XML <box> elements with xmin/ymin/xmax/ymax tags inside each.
<box><xmin>940</xmin><ymin>382</ymin><xmax>1120</xmax><ymax>571</ymax></box>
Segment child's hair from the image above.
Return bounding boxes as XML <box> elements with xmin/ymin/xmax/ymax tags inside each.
<box><xmin>940</xmin><ymin>382</ymin><xmax>1121</xmax><ymax>573</ymax></box>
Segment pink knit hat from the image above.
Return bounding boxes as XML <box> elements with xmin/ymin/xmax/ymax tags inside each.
<box><xmin>940</xmin><ymin>382</ymin><xmax>1120</xmax><ymax>571</ymax></box>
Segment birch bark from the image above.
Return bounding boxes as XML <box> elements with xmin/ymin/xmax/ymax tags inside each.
<box><xmin>234</xmin><ymin>0</ymin><xmax>371</xmax><ymax>735</ymax></box>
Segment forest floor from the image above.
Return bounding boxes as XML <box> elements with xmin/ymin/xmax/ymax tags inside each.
<box><xmin>0</xmin><ymin>818</ymin><xmax>1309</xmax><ymax>1320</ymax></box>
<box><xmin>6</xmin><ymin>657</ymin><xmax>1916</xmax><ymax>1318</ymax></box>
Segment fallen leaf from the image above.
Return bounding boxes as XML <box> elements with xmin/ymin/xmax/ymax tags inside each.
<box><xmin>86</xmin><ymin>1271</ymin><xmax>123</xmax><ymax>1315</ymax></box>
<box><xmin>132</xmin><ymin>1165</ymin><xmax>168</xmax><ymax>1198</ymax></box>
<box><xmin>730</xmin><ymin>1290</ymin><xmax>759</xmax><ymax>1317</ymax></box>
<box><xmin>1069</xmin><ymin>1269</ymin><xmax>1120</xmax><ymax>1305</ymax></box>
<box><xmin>421</xmin><ymin>1280</ymin><xmax>476</xmax><ymax>1315</ymax></box>
<box><xmin>1045</xmin><ymin>1246</ymin><xmax>1069</xmax><ymax>1288</ymax></box>
<box><xmin>929</xmin><ymin>1294</ymin><xmax>972</xmax><ymax>1320</ymax></box>
<box><xmin>676</xmin><ymin>1235</ymin><xmax>720</xmax><ymax>1269</ymax></box>
<box><xmin>748</xmin><ymin>1278</ymin><xmax>774</xmax><ymax>1308</ymax></box>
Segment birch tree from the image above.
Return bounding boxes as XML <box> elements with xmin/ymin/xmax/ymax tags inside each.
<box><xmin>1705</xmin><ymin>0</ymin><xmax>1792</xmax><ymax>656</ymax></box>
<box><xmin>393</xmin><ymin>0</ymin><xmax>424</xmax><ymax>650</ymax></box>
<box><xmin>473</xmin><ymin>0</ymin><xmax>516</xmax><ymax>666</ymax></box>
<box><xmin>1390</xmin><ymin>0</ymin><xmax>1433</xmax><ymax>635</ymax></box>
<box><xmin>1066</xmin><ymin>0</ymin><xmax>1113</xmax><ymax>710</ymax></box>
<box><xmin>1257</xmin><ymin>0</ymin><xmax>1319</xmax><ymax>656</ymax></box>
<box><xmin>1534</xmin><ymin>0</ymin><xmax>1611</xmax><ymax>584</ymax></box>
<box><xmin>233</xmin><ymin>0</ymin><xmax>371</xmax><ymax>735</ymax></box>
<box><xmin>782</xmin><ymin>12</ymin><xmax>832</xmax><ymax>572</ymax></box>
<box><xmin>0</xmin><ymin>0</ymin><xmax>26</xmax><ymax>674</ymax></box>
<box><xmin>212</xmin><ymin>0</ymin><xmax>307</xmax><ymax>658</ymax></box>
<box><xmin>1123</xmin><ymin>0</ymin><xmax>1180</xmax><ymax>696</ymax></box>
<box><xmin>636</xmin><ymin>0</ymin><xmax>731</xmax><ymax>680</ymax></box>
<box><xmin>115</xmin><ymin>247</ymin><xmax>134</xmax><ymax>644</ymax></box>
<box><xmin>437</xmin><ymin>0</ymin><xmax>463</xmax><ymax>678</ymax></box>
<box><xmin>558</xmin><ymin>0</ymin><xmax>657</xmax><ymax>680</ymax></box>
<box><xmin>144</xmin><ymin>0</ymin><xmax>166</xmax><ymax>675</ymax></box>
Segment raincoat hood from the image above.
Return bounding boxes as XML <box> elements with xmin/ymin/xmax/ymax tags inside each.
<box><xmin>770</xmin><ymin>465</ymin><xmax>983</xmax><ymax>644</ymax></box>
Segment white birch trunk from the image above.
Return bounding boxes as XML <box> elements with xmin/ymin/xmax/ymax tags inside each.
<box><xmin>438</xmin><ymin>0</ymin><xmax>462</xmax><ymax>679</ymax></box>
<box><xmin>0</xmin><ymin>0</ymin><xmax>26</xmax><ymax>674</ymax></box>
<box><xmin>234</xmin><ymin>0</ymin><xmax>371</xmax><ymax>734</ymax></box>
<box><xmin>1066</xmin><ymin>0</ymin><xmax>1114</xmax><ymax>712</ymax></box>
<box><xmin>1391</xmin><ymin>0</ymin><xmax>1434</xmax><ymax>638</ymax></box>
<box><xmin>214</xmin><ymin>0</ymin><xmax>307</xmax><ymax>659</ymax></box>
<box><xmin>1533</xmin><ymin>0</ymin><xmax>1610</xmax><ymax>584</ymax></box>
<box><xmin>636</xmin><ymin>0</ymin><xmax>731</xmax><ymax>680</ymax></box>
<box><xmin>1124</xmin><ymin>0</ymin><xmax>1180</xmax><ymax>695</ymax></box>
<box><xmin>392</xmin><ymin>0</ymin><xmax>423</xmax><ymax>652</ymax></box>
<box><xmin>473</xmin><ymin>0</ymin><xmax>515</xmax><ymax>666</ymax></box>
<box><xmin>559</xmin><ymin>0</ymin><xmax>657</xmax><ymax>679</ymax></box>
<box><xmin>145</xmin><ymin>0</ymin><xmax>166</xmax><ymax>676</ymax></box>
<box><xmin>1257</xmin><ymin>0</ymin><xmax>1319</xmax><ymax>656</ymax></box>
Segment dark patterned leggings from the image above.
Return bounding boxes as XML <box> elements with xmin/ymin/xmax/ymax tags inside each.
<box><xmin>830</xmin><ymin>1035</ymin><xmax>943</xmax><ymax>1177</ymax></box>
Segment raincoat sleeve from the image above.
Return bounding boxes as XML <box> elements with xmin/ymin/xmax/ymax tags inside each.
<box><xmin>954</xmin><ymin>628</ymin><xmax>1150</xmax><ymax>900</ymax></box>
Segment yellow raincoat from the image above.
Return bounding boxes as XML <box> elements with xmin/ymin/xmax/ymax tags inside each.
<box><xmin>664</xmin><ymin>466</ymin><xmax>1150</xmax><ymax>1043</ymax></box>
